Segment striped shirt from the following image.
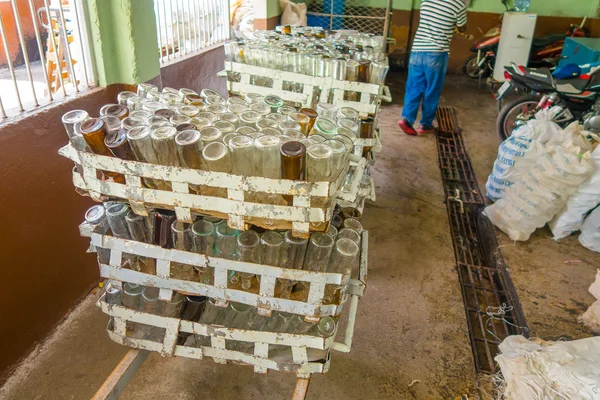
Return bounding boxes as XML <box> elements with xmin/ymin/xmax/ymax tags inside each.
<box><xmin>412</xmin><ymin>0</ymin><xmax>467</xmax><ymax>53</ymax></box>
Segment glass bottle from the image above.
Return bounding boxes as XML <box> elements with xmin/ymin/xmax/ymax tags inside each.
<box><xmin>151</xmin><ymin>126</ymin><xmax>179</xmax><ymax>166</ymax></box>
<box><xmin>85</xmin><ymin>205</ymin><xmax>110</xmax><ymax>264</ymax></box>
<box><xmin>181</xmin><ymin>295</ymin><xmax>206</xmax><ymax>321</ymax></box>
<box><xmin>279</xmin><ymin>231</ymin><xmax>308</xmax><ymax>299</ymax></box>
<box><xmin>137</xmin><ymin>83</ymin><xmax>158</xmax><ymax>99</ymax></box>
<box><xmin>332</xmin><ymin>58</ymin><xmax>347</xmax><ymax>80</ymax></box>
<box><xmin>236</xmin><ymin>126</ymin><xmax>256</xmax><ymax>135</ymax></box>
<box><xmin>228</xmin><ymin>96</ymin><xmax>247</xmax><ymax>106</ymax></box>
<box><xmin>303</xmin><ymin>232</ymin><xmax>334</xmax><ymax>273</ymax></box>
<box><xmin>198</xmin><ymin>297</ymin><xmax>227</xmax><ymax>325</ymax></box>
<box><xmin>359</xmin><ymin>117</ymin><xmax>375</xmax><ymax>157</ymax></box>
<box><xmin>257</xmin><ymin>118</ymin><xmax>279</xmax><ymax>132</ymax></box>
<box><xmin>184</xmin><ymin>94</ymin><xmax>205</xmax><ymax>106</ymax></box>
<box><xmin>336</xmin><ymin>126</ymin><xmax>357</xmax><ymax>142</ymax></box>
<box><xmin>228</xmin><ymin>103</ymin><xmax>250</xmax><ymax>115</ymax></box>
<box><xmin>278</xmin><ymin>105</ymin><xmax>297</xmax><ymax>116</ymax></box>
<box><xmin>160</xmin><ymin>92</ymin><xmax>183</xmax><ymax>106</ymax></box>
<box><xmin>299</xmin><ymin>108</ymin><xmax>318</xmax><ymax>133</ymax></box>
<box><xmin>306</xmin><ymin>143</ymin><xmax>333</xmax><ymax>182</ymax></box>
<box><xmin>206</xmin><ymin>105</ymin><xmax>227</xmax><ymax>115</ymax></box>
<box><xmin>325</xmin><ymin>138</ymin><xmax>347</xmax><ymax>179</ymax></box>
<box><xmin>263</xmin><ymin>95</ymin><xmax>284</xmax><ymax>113</ymax></box>
<box><xmin>175</xmin><ymin>130</ymin><xmax>204</xmax><ymax>171</ymax></box>
<box><xmin>326</xmin><ymin>224</ymin><xmax>338</xmax><ymax>239</ymax></box>
<box><xmin>236</xmin><ymin>230</ymin><xmax>260</xmax><ymax>290</ymax></box>
<box><xmin>250</xmin><ymin>103</ymin><xmax>271</xmax><ymax>117</ymax></box>
<box><xmin>121</xmin><ymin>116</ymin><xmax>146</xmax><ymax>132</ymax></box>
<box><xmin>337</xmin><ymin>227</ymin><xmax>361</xmax><ymax>246</ymax></box>
<box><xmin>199</xmin><ymin>126</ymin><xmax>223</xmax><ymax>146</ymax></box>
<box><xmin>213</xmin><ymin>120</ymin><xmax>236</xmax><ymax>134</ymax></box>
<box><xmin>141</xmin><ymin>101</ymin><xmax>165</xmax><ymax>114</ymax></box>
<box><xmin>191</xmin><ymin>220</ymin><xmax>216</xmax><ymax>256</ymax></box>
<box><xmin>197</xmin><ymin>111</ymin><xmax>218</xmax><ymax>124</ymax></box>
<box><xmin>288</xmin><ymin>112</ymin><xmax>310</xmax><ymax>136</ymax></box>
<box><xmin>338</xmin><ymin>118</ymin><xmax>359</xmax><ymax>134</ymax></box>
<box><xmin>105</xmin><ymin>104</ymin><xmax>129</xmax><ymax>120</ymax></box>
<box><xmin>80</xmin><ymin>118</ymin><xmax>126</xmax><ymax>183</ymax></box>
<box><xmin>222</xmin><ymin>132</ymin><xmax>239</xmax><ymax>147</ymax></box>
<box><xmin>162</xmin><ymin>292</ymin><xmax>185</xmax><ymax>318</ymax></box>
<box><xmin>280</xmin><ymin>141</ymin><xmax>306</xmax><ymax>181</ymax></box>
<box><xmin>337</xmin><ymin>107</ymin><xmax>359</xmax><ymax>123</ymax></box>
<box><xmin>357</xmin><ymin>60</ymin><xmax>371</xmax><ymax>83</ymax></box>
<box><xmin>105</xmin><ymin>280</ymin><xmax>123</xmax><ymax>305</ymax></box>
<box><xmin>266</xmin><ymin>113</ymin><xmax>287</xmax><ymax>125</ymax></box>
<box><xmin>202</xmin><ymin>142</ymin><xmax>232</xmax><ymax>173</ymax></box>
<box><xmin>215</xmin><ymin>224</ymin><xmax>238</xmax><ymax>260</ymax></box>
<box><xmin>106</xmin><ymin>202</ymin><xmax>131</xmax><ymax>239</ymax></box>
<box><xmin>343</xmin><ymin>218</ymin><xmax>363</xmax><ymax>233</ymax></box>
<box><xmin>244</xmin><ymin>92</ymin><xmax>264</xmax><ymax>105</ymax></box>
<box><xmin>190</xmin><ymin>116</ymin><xmax>212</xmax><ymax>130</ymax></box>
<box><xmin>200</xmin><ymin>88</ymin><xmax>220</xmax><ymax>99</ymax></box>
<box><xmin>316</xmin><ymin>103</ymin><xmax>338</xmax><ymax>121</ymax></box>
<box><xmin>205</xmin><ymin>94</ymin><xmax>225</xmax><ymax>105</ymax></box>
<box><xmin>229</xmin><ymin>135</ymin><xmax>255</xmax><ymax>176</ymax></box>
<box><xmin>283</xmin><ymin>129</ymin><xmax>305</xmax><ymax>140</ymax></box>
<box><xmin>153</xmin><ymin>209</ymin><xmax>177</xmax><ymax>248</ymax></box>
<box><xmin>62</xmin><ymin>109</ymin><xmax>89</xmax><ymax>141</ymax></box>
<box><xmin>126</xmin><ymin>126</ymin><xmax>164</xmax><ymax>189</ymax></box>
<box><xmin>327</xmin><ymin>238</ymin><xmax>359</xmax><ymax>275</ymax></box>
<box><xmin>223</xmin><ymin>302</ymin><xmax>252</xmax><ymax>329</ymax></box>
<box><xmin>117</xmin><ymin>91</ymin><xmax>137</xmax><ymax>106</ymax></box>
<box><xmin>105</xmin><ymin>130</ymin><xmax>134</xmax><ymax>160</ymax></box>
<box><xmin>123</xmin><ymin>282</ymin><xmax>144</xmax><ymax>310</ymax></box>
<box><xmin>125</xmin><ymin>210</ymin><xmax>150</xmax><ymax>243</ymax></box>
<box><xmin>102</xmin><ymin>115</ymin><xmax>122</xmax><ymax>134</ymax></box>
<box><xmin>220</xmin><ymin>112</ymin><xmax>240</xmax><ymax>128</ymax></box>
<box><xmin>255</xmin><ymin>135</ymin><xmax>281</xmax><ymax>179</ymax></box>
<box><xmin>171</xmin><ymin>221</ymin><xmax>194</xmax><ymax>281</ymax></box>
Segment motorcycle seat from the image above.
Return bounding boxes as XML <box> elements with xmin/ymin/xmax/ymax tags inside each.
<box><xmin>531</xmin><ymin>34</ymin><xmax>566</xmax><ymax>49</ymax></box>
<box><xmin>555</xmin><ymin>77</ymin><xmax>590</xmax><ymax>94</ymax></box>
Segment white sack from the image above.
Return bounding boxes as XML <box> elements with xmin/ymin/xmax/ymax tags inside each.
<box><xmin>280</xmin><ymin>0</ymin><xmax>307</xmax><ymax>26</ymax></box>
<box><xmin>579</xmin><ymin>270</ymin><xmax>600</xmax><ymax>334</ymax></box>
<box><xmin>549</xmin><ymin>144</ymin><xmax>600</xmax><ymax>240</ymax></box>
<box><xmin>496</xmin><ymin>335</ymin><xmax>600</xmax><ymax>400</ymax></box>
<box><xmin>579</xmin><ymin>206</ymin><xmax>600</xmax><ymax>252</ymax></box>
<box><xmin>485</xmin><ymin>126</ymin><xmax>545</xmax><ymax>201</ymax></box>
<box><xmin>485</xmin><ymin>143</ymin><xmax>593</xmax><ymax>241</ymax></box>
<box><xmin>527</xmin><ymin>106</ymin><xmax>563</xmax><ymax>144</ymax></box>
<box><xmin>546</xmin><ymin>121</ymin><xmax>593</xmax><ymax>152</ymax></box>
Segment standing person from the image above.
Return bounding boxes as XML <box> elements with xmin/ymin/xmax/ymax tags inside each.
<box><xmin>398</xmin><ymin>0</ymin><xmax>467</xmax><ymax>135</ymax></box>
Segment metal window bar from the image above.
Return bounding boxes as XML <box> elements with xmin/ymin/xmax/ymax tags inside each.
<box><xmin>0</xmin><ymin>0</ymin><xmax>95</xmax><ymax>122</ymax></box>
<box><xmin>154</xmin><ymin>0</ymin><xmax>230</xmax><ymax>64</ymax></box>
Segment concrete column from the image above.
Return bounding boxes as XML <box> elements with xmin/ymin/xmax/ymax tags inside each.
<box><xmin>84</xmin><ymin>0</ymin><xmax>160</xmax><ymax>86</ymax></box>
<box><xmin>254</xmin><ymin>0</ymin><xmax>281</xmax><ymax>30</ymax></box>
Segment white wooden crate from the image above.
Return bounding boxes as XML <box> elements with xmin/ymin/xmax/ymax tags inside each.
<box><xmin>224</xmin><ymin>61</ymin><xmax>325</xmax><ymax>109</ymax></box>
<box><xmin>319</xmin><ymin>79</ymin><xmax>383</xmax><ymax>118</ymax></box>
<box><xmin>81</xmin><ymin>223</ymin><xmax>368</xmax><ymax>319</ymax></box>
<box><xmin>336</xmin><ymin>176</ymin><xmax>376</xmax><ymax>216</ymax></box>
<box><xmin>60</xmin><ymin>144</ymin><xmax>367</xmax><ymax>237</ymax></box>
<box><xmin>97</xmin><ymin>285</ymin><xmax>363</xmax><ymax>377</ymax></box>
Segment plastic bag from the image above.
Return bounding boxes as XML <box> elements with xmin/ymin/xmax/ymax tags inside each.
<box><xmin>546</xmin><ymin>121</ymin><xmax>593</xmax><ymax>152</ymax></box>
<box><xmin>549</xmin><ymin>143</ymin><xmax>600</xmax><ymax>240</ymax></box>
<box><xmin>579</xmin><ymin>205</ymin><xmax>600</xmax><ymax>252</ymax></box>
<box><xmin>279</xmin><ymin>0</ymin><xmax>307</xmax><ymax>26</ymax></box>
<box><xmin>580</xmin><ymin>270</ymin><xmax>600</xmax><ymax>334</ymax></box>
<box><xmin>485</xmin><ymin>125</ymin><xmax>545</xmax><ymax>201</ymax></box>
<box><xmin>496</xmin><ymin>335</ymin><xmax>600</xmax><ymax>400</ymax></box>
<box><xmin>527</xmin><ymin>106</ymin><xmax>563</xmax><ymax>144</ymax></box>
<box><xmin>485</xmin><ymin>143</ymin><xmax>593</xmax><ymax>241</ymax></box>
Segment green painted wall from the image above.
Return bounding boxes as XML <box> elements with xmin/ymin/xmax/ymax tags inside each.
<box><xmin>267</xmin><ymin>0</ymin><xmax>281</xmax><ymax>18</ymax></box>
<box><xmin>85</xmin><ymin>0</ymin><xmax>160</xmax><ymax>86</ymax></box>
<box><xmin>384</xmin><ymin>0</ymin><xmax>600</xmax><ymax>17</ymax></box>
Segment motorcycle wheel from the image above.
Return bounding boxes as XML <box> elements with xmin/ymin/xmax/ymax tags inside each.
<box><xmin>463</xmin><ymin>54</ymin><xmax>492</xmax><ymax>79</ymax></box>
<box><xmin>496</xmin><ymin>94</ymin><xmax>540</xmax><ymax>141</ymax></box>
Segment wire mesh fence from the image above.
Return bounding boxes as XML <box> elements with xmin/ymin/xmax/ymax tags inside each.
<box><xmin>295</xmin><ymin>0</ymin><xmax>391</xmax><ymax>36</ymax></box>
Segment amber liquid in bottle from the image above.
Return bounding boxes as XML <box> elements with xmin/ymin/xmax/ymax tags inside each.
<box><xmin>184</xmin><ymin>94</ymin><xmax>204</xmax><ymax>106</ymax></box>
<box><xmin>80</xmin><ymin>118</ymin><xmax>126</xmax><ymax>183</ymax></box>
<box><xmin>357</xmin><ymin>60</ymin><xmax>371</xmax><ymax>83</ymax></box>
<box><xmin>105</xmin><ymin>130</ymin><xmax>134</xmax><ymax>160</ymax></box>
<box><xmin>300</xmin><ymin>108</ymin><xmax>318</xmax><ymax>133</ymax></box>
<box><xmin>280</xmin><ymin>141</ymin><xmax>306</xmax><ymax>205</ymax></box>
<box><xmin>360</xmin><ymin>117</ymin><xmax>375</xmax><ymax>158</ymax></box>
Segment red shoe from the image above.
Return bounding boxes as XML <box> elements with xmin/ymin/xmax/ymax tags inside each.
<box><xmin>418</xmin><ymin>125</ymin><xmax>435</xmax><ymax>134</ymax></box>
<box><xmin>398</xmin><ymin>118</ymin><xmax>417</xmax><ymax>136</ymax></box>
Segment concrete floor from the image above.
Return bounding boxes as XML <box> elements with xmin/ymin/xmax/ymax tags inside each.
<box><xmin>1</xmin><ymin>72</ymin><xmax>599</xmax><ymax>400</ymax></box>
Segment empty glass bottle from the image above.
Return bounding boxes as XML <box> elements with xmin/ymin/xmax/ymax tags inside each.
<box><xmin>236</xmin><ymin>230</ymin><xmax>260</xmax><ymax>290</ymax></box>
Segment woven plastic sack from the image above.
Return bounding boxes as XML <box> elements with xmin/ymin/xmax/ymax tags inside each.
<box><xmin>546</xmin><ymin>121</ymin><xmax>593</xmax><ymax>152</ymax></box>
<box><xmin>549</xmin><ymin>143</ymin><xmax>600</xmax><ymax>240</ymax></box>
<box><xmin>579</xmin><ymin>206</ymin><xmax>600</xmax><ymax>252</ymax></box>
<box><xmin>485</xmin><ymin>125</ymin><xmax>544</xmax><ymax>201</ymax></box>
<box><xmin>280</xmin><ymin>0</ymin><xmax>307</xmax><ymax>26</ymax></box>
<box><xmin>527</xmin><ymin>106</ymin><xmax>563</xmax><ymax>144</ymax></box>
<box><xmin>485</xmin><ymin>143</ymin><xmax>593</xmax><ymax>241</ymax></box>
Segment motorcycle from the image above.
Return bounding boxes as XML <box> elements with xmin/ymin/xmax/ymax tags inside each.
<box><xmin>494</xmin><ymin>63</ymin><xmax>600</xmax><ymax>140</ymax></box>
<box><xmin>463</xmin><ymin>0</ymin><xmax>588</xmax><ymax>81</ymax></box>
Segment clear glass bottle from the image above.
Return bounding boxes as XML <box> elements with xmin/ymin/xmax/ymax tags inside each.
<box><xmin>336</xmin><ymin>126</ymin><xmax>357</xmax><ymax>142</ymax></box>
<box><xmin>126</xmin><ymin>96</ymin><xmax>143</xmax><ymax>112</ymax></box>
<box><xmin>206</xmin><ymin>104</ymin><xmax>227</xmax><ymax>115</ymax></box>
<box><xmin>316</xmin><ymin>103</ymin><xmax>338</xmax><ymax>121</ymax></box>
<box><xmin>175</xmin><ymin>130</ymin><xmax>203</xmax><ymax>170</ymax></box>
<box><xmin>199</xmin><ymin>126</ymin><xmax>223</xmax><ymax>147</ymax></box>
<box><xmin>215</xmin><ymin>224</ymin><xmax>238</xmax><ymax>260</ymax></box>
<box><xmin>150</xmin><ymin>126</ymin><xmax>179</xmax><ymax>166</ymax></box>
<box><xmin>236</xmin><ymin>126</ymin><xmax>256</xmax><ymax>135</ymax></box>
<box><xmin>255</xmin><ymin>135</ymin><xmax>281</xmax><ymax>179</ymax></box>
<box><xmin>85</xmin><ymin>205</ymin><xmax>110</xmax><ymax>264</ymax></box>
<box><xmin>121</xmin><ymin>116</ymin><xmax>146</xmax><ymax>132</ymax></box>
<box><xmin>137</xmin><ymin>83</ymin><xmax>158</xmax><ymax>99</ymax></box>
<box><xmin>244</xmin><ymin>92</ymin><xmax>264</xmax><ymax>105</ymax></box>
<box><xmin>105</xmin><ymin>280</ymin><xmax>123</xmax><ymax>305</ymax></box>
<box><xmin>299</xmin><ymin>108</ymin><xmax>318</xmax><ymax>132</ymax></box>
<box><xmin>250</xmin><ymin>103</ymin><xmax>271</xmax><ymax>117</ymax></box>
<box><xmin>198</xmin><ymin>297</ymin><xmax>227</xmax><ymax>325</ymax></box>
<box><xmin>105</xmin><ymin>130</ymin><xmax>134</xmax><ymax>160</ymax></box>
<box><xmin>337</xmin><ymin>227</ymin><xmax>361</xmax><ymax>246</ymax></box>
<box><xmin>162</xmin><ymin>292</ymin><xmax>185</xmax><ymax>318</ymax></box>
<box><xmin>171</xmin><ymin>221</ymin><xmax>194</xmax><ymax>281</ymax></box>
<box><xmin>228</xmin><ymin>103</ymin><xmax>250</xmax><ymax>115</ymax></box>
<box><xmin>106</xmin><ymin>202</ymin><xmax>131</xmax><ymax>239</ymax></box>
<box><xmin>62</xmin><ymin>109</ymin><xmax>89</xmax><ymax>139</ymax></box>
<box><xmin>191</xmin><ymin>219</ymin><xmax>215</xmax><ymax>256</ymax></box>
<box><xmin>343</xmin><ymin>217</ymin><xmax>363</xmax><ymax>233</ymax></box>
<box><xmin>117</xmin><ymin>91</ymin><xmax>137</xmax><ymax>106</ymax></box>
<box><xmin>202</xmin><ymin>142</ymin><xmax>232</xmax><ymax>173</ymax></box>
<box><xmin>197</xmin><ymin>111</ymin><xmax>218</xmax><ymax>124</ymax></box>
<box><xmin>229</xmin><ymin>135</ymin><xmax>255</xmax><ymax>176</ymax></box>
<box><xmin>338</xmin><ymin>118</ymin><xmax>359</xmax><ymax>134</ymax></box>
<box><xmin>123</xmin><ymin>282</ymin><xmax>144</xmax><ymax>310</ymax></box>
<box><xmin>306</xmin><ymin>143</ymin><xmax>333</xmax><ymax>182</ymax></box>
<box><xmin>263</xmin><ymin>95</ymin><xmax>284</xmax><ymax>113</ymax></box>
<box><xmin>283</xmin><ymin>129</ymin><xmax>305</xmax><ymax>140</ymax></box>
<box><xmin>170</xmin><ymin>114</ymin><xmax>190</xmax><ymax>126</ymax></box>
<box><xmin>278</xmin><ymin>230</ymin><xmax>308</xmax><ymax>299</ymax></box>
<box><xmin>236</xmin><ymin>230</ymin><xmax>260</xmax><ymax>290</ymax></box>
<box><xmin>303</xmin><ymin>232</ymin><xmax>334</xmax><ymax>273</ymax></box>
<box><xmin>327</xmin><ymin>238</ymin><xmax>358</xmax><ymax>275</ymax></box>
<box><xmin>220</xmin><ymin>112</ymin><xmax>240</xmax><ymax>128</ymax></box>
<box><xmin>190</xmin><ymin>116</ymin><xmax>212</xmax><ymax>130</ymax></box>
<box><xmin>239</xmin><ymin>110</ymin><xmax>262</xmax><ymax>129</ymax></box>
<box><xmin>125</xmin><ymin>210</ymin><xmax>150</xmax><ymax>243</ymax></box>
<box><xmin>278</xmin><ymin>106</ymin><xmax>297</xmax><ymax>116</ymax></box>
<box><xmin>222</xmin><ymin>132</ymin><xmax>239</xmax><ymax>147</ymax></box>
<box><xmin>325</xmin><ymin>138</ymin><xmax>347</xmax><ymax>179</ymax></box>
<box><xmin>338</xmin><ymin>107</ymin><xmax>359</xmax><ymax>123</ymax></box>
<box><xmin>266</xmin><ymin>113</ymin><xmax>287</xmax><ymax>125</ymax></box>
<box><xmin>213</xmin><ymin>120</ymin><xmax>236</xmax><ymax>134</ymax></box>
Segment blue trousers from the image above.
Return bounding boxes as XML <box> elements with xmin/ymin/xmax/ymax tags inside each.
<box><xmin>402</xmin><ymin>52</ymin><xmax>449</xmax><ymax>127</ymax></box>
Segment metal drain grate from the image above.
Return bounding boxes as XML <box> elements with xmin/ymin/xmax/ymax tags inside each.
<box><xmin>436</xmin><ymin>106</ymin><xmax>528</xmax><ymax>374</ymax></box>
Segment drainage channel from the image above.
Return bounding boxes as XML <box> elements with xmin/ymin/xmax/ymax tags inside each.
<box><xmin>435</xmin><ymin>106</ymin><xmax>529</xmax><ymax>374</ymax></box>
